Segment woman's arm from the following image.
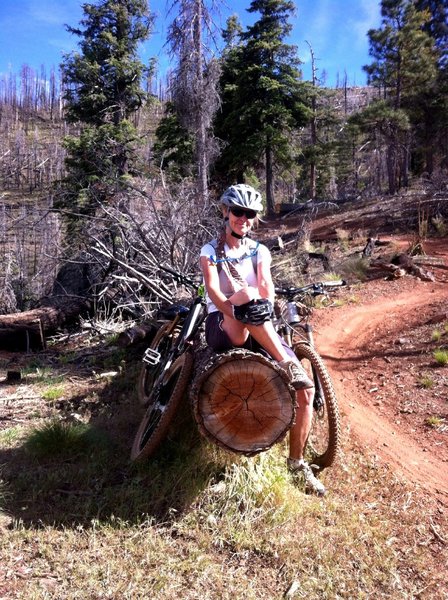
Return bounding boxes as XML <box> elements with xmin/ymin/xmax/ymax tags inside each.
<box><xmin>200</xmin><ymin>256</ymin><xmax>258</xmax><ymax>316</ymax></box>
<box><xmin>257</xmin><ymin>251</ymin><xmax>275</xmax><ymax>304</ymax></box>
<box><xmin>200</xmin><ymin>256</ymin><xmax>235</xmax><ymax>317</ymax></box>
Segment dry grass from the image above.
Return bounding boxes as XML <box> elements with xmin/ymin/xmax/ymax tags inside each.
<box><xmin>0</xmin><ymin>412</ymin><xmax>447</xmax><ymax>598</ymax></box>
<box><xmin>0</xmin><ymin>329</ymin><xmax>447</xmax><ymax>599</ymax></box>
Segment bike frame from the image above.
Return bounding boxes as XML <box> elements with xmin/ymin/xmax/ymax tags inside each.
<box><xmin>143</xmin><ymin>295</ymin><xmax>206</xmax><ymax>400</ymax></box>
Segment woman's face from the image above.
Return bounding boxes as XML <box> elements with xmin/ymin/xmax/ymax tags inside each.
<box><xmin>225</xmin><ymin>206</ymin><xmax>257</xmax><ymax>237</ymax></box>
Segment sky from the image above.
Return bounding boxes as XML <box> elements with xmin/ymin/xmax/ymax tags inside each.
<box><xmin>0</xmin><ymin>0</ymin><xmax>382</xmax><ymax>88</ymax></box>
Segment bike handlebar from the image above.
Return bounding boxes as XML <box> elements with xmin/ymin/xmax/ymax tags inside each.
<box><xmin>158</xmin><ymin>264</ymin><xmax>199</xmax><ymax>291</ymax></box>
<box><xmin>275</xmin><ymin>280</ymin><xmax>346</xmax><ymax>298</ymax></box>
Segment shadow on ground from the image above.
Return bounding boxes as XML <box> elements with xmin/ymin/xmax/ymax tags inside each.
<box><xmin>0</xmin><ymin>341</ymin><xmax>224</xmax><ymax>530</ymax></box>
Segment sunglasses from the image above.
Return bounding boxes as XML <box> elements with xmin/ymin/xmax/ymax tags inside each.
<box><xmin>229</xmin><ymin>207</ymin><xmax>258</xmax><ymax>219</ymax></box>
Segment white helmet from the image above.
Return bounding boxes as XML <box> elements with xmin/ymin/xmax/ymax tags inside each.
<box><xmin>220</xmin><ymin>184</ymin><xmax>263</xmax><ymax>212</ymax></box>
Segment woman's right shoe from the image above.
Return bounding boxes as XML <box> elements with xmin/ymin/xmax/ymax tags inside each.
<box><xmin>287</xmin><ymin>458</ymin><xmax>326</xmax><ymax>496</ymax></box>
<box><xmin>278</xmin><ymin>360</ymin><xmax>313</xmax><ymax>390</ymax></box>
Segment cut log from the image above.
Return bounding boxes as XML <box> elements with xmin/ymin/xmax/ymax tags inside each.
<box><xmin>0</xmin><ymin>254</ymin><xmax>95</xmax><ymax>352</ymax></box>
<box><xmin>369</xmin><ymin>253</ymin><xmax>436</xmax><ymax>281</ymax></box>
<box><xmin>369</xmin><ymin>259</ymin><xmax>406</xmax><ymax>278</ymax></box>
<box><xmin>0</xmin><ymin>297</ymin><xmax>88</xmax><ymax>351</ymax></box>
<box><xmin>190</xmin><ymin>348</ymin><xmax>295</xmax><ymax>456</ymax></box>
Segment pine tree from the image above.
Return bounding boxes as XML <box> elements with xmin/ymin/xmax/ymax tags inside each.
<box><xmin>414</xmin><ymin>0</ymin><xmax>448</xmax><ymax>175</ymax></box>
<box><xmin>59</xmin><ymin>0</ymin><xmax>153</xmax><ymax>215</ymax></box>
<box><xmin>362</xmin><ymin>0</ymin><xmax>438</xmax><ymax>192</ymax></box>
<box><xmin>152</xmin><ymin>102</ymin><xmax>195</xmax><ymax>179</ymax></box>
<box><xmin>215</xmin><ymin>0</ymin><xmax>309</xmax><ymax>214</ymax></box>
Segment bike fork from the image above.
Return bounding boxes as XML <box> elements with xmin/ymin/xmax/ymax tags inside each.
<box><xmin>303</xmin><ymin>323</ymin><xmax>315</xmax><ymax>346</ymax></box>
<box><xmin>303</xmin><ymin>324</ymin><xmax>325</xmax><ymax>411</ymax></box>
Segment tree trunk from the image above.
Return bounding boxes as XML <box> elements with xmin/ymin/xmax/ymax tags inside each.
<box><xmin>265</xmin><ymin>144</ymin><xmax>275</xmax><ymax>214</ymax></box>
<box><xmin>194</xmin><ymin>0</ymin><xmax>208</xmax><ymax>206</ymax></box>
<box><xmin>308</xmin><ymin>41</ymin><xmax>317</xmax><ymax>200</ymax></box>
<box><xmin>0</xmin><ymin>297</ymin><xmax>89</xmax><ymax>351</ymax></box>
<box><xmin>386</xmin><ymin>143</ymin><xmax>396</xmax><ymax>194</ymax></box>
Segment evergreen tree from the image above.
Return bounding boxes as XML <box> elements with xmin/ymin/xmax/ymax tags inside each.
<box><xmin>414</xmin><ymin>0</ymin><xmax>448</xmax><ymax>174</ymax></box>
<box><xmin>362</xmin><ymin>0</ymin><xmax>438</xmax><ymax>192</ymax></box>
<box><xmin>152</xmin><ymin>102</ymin><xmax>195</xmax><ymax>179</ymax></box>
<box><xmin>295</xmin><ymin>43</ymin><xmax>340</xmax><ymax>200</ymax></box>
<box><xmin>415</xmin><ymin>0</ymin><xmax>448</xmax><ymax>69</ymax></box>
<box><xmin>59</xmin><ymin>0</ymin><xmax>153</xmax><ymax>215</ymax></box>
<box><xmin>215</xmin><ymin>0</ymin><xmax>309</xmax><ymax>214</ymax></box>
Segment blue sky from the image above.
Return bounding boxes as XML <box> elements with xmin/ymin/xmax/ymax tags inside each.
<box><xmin>0</xmin><ymin>0</ymin><xmax>381</xmax><ymax>87</ymax></box>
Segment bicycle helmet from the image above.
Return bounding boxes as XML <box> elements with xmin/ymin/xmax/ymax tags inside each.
<box><xmin>220</xmin><ymin>184</ymin><xmax>263</xmax><ymax>213</ymax></box>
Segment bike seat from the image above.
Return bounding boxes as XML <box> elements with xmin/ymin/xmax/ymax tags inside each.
<box><xmin>158</xmin><ymin>304</ymin><xmax>190</xmax><ymax>320</ymax></box>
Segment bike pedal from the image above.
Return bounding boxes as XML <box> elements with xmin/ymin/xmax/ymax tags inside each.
<box><xmin>142</xmin><ymin>348</ymin><xmax>162</xmax><ymax>366</ymax></box>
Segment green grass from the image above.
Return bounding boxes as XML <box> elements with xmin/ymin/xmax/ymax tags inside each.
<box><xmin>321</xmin><ymin>271</ymin><xmax>343</xmax><ymax>282</ymax></box>
<box><xmin>433</xmin><ymin>349</ymin><xmax>448</xmax><ymax>366</ymax></box>
<box><xmin>425</xmin><ymin>415</ymin><xmax>445</xmax><ymax>429</ymax></box>
<box><xmin>418</xmin><ymin>374</ymin><xmax>435</xmax><ymax>389</ymax></box>
<box><xmin>431</xmin><ymin>329</ymin><xmax>442</xmax><ymax>342</ymax></box>
<box><xmin>339</xmin><ymin>257</ymin><xmax>369</xmax><ymax>281</ymax></box>
<box><xmin>42</xmin><ymin>386</ymin><xmax>65</xmax><ymax>401</ymax></box>
<box><xmin>22</xmin><ymin>366</ymin><xmax>65</xmax><ymax>386</ymax></box>
<box><xmin>0</xmin><ymin>337</ymin><xmax>446</xmax><ymax>598</ymax></box>
<box><xmin>0</xmin><ymin>439</ymin><xmax>445</xmax><ymax>598</ymax></box>
<box><xmin>25</xmin><ymin>420</ymin><xmax>112</xmax><ymax>458</ymax></box>
<box><xmin>0</xmin><ymin>427</ymin><xmax>23</xmax><ymax>447</ymax></box>
<box><xmin>431</xmin><ymin>214</ymin><xmax>447</xmax><ymax>236</ymax></box>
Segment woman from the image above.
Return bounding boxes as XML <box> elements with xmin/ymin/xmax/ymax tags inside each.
<box><xmin>200</xmin><ymin>184</ymin><xmax>326</xmax><ymax>496</ymax></box>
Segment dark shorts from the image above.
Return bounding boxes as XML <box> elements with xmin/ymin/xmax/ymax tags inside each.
<box><xmin>205</xmin><ymin>311</ymin><xmax>298</xmax><ymax>363</ymax></box>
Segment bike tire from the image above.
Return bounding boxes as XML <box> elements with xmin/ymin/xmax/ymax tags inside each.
<box><xmin>131</xmin><ymin>351</ymin><xmax>194</xmax><ymax>462</ymax></box>
<box><xmin>137</xmin><ymin>322</ymin><xmax>178</xmax><ymax>407</ymax></box>
<box><xmin>293</xmin><ymin>342</ymin><xmax>341</xmax><ymax>470</ymax></box>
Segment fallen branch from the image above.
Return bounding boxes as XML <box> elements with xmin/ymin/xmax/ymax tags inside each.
<box><xmin>368</xmin><ymin>253</ymin><xmax>436</xmax><ymax>281</ymax></box>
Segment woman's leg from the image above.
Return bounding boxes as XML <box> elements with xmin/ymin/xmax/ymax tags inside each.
<box><xmin>289</xmin><ymin>388</ymin><xmax>314</xmax><ymax>460</ymax></box>
<box><xmin>222</xmin><ymin>315</ymin><xmax>288</xmax><ymax>361</ymax></box>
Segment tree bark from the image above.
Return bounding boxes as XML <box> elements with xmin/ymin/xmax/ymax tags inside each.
<box><xmin>265</xmin><ymin>144</ymin><xmax>275</xmax><ymax>214</ymax></box>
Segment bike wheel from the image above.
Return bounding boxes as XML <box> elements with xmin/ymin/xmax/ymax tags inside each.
<box><xmin>137</xmin><ymin>322</ymin><xmax>178</xmax><ymax>407</ymax></box>
<box><xmin>293</xmin><ymin>342</ymin><xmax>341</xmax><ymax>470</ymax></box>
<box><xmin>131</xmin><ymin>351</ymin><xmax>194</xmax><ymax>462</ymax></box>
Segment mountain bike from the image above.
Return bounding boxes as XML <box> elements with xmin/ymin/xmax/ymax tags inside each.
<box><xmin>132</xmin><ymin>264</ymin><xmax>344</xmax><ymax>469</ymax></box>
<box><xmin>131</xmin><ymin>267</ymin><xmax>206</xmax><ymax>462</ymax></box>
<box><xmin>274</xmin><ymin>280</ymin><xmax>346</xmax><ymax>469</ymax></box>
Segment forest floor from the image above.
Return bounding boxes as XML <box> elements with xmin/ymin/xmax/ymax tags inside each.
<box><xmin>0</xmin><ymin>195</ymin><xmax>447</xmax><ymax>598</ymax></box>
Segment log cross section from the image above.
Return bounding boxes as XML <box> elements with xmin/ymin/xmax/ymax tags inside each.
<box><xmin>190</xmin><ymin>348</ymin><xmax>295</xmax><ymax>456</ymax></box>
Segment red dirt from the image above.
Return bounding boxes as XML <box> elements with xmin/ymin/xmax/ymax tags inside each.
<box><xmin>312</xmin><ymin>237</ymin><xmax>448</xmax><ymax>506</ymax></box>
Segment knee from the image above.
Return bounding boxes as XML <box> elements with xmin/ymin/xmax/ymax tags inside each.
<box><xmin>228</xmin><ymin>330</ymin><xmax>249</xmax><ymax>346</ymax></box>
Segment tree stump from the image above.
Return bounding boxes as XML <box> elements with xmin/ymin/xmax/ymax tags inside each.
<box><xmin>190</xmin><ymin>348</ymin><xmax>295</xmax><ymax>456</ymax></box>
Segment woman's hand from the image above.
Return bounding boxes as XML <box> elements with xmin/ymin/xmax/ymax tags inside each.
<box><xmin>229</xmin><ymin>286</ymin><xmax>259</xmax><ymax>306</ymax></box>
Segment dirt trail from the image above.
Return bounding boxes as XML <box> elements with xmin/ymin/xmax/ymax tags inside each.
<box><xmin>315</xmin><ymin>277</ymin><xmax>448</xmax><ymax>506</ymax></box>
